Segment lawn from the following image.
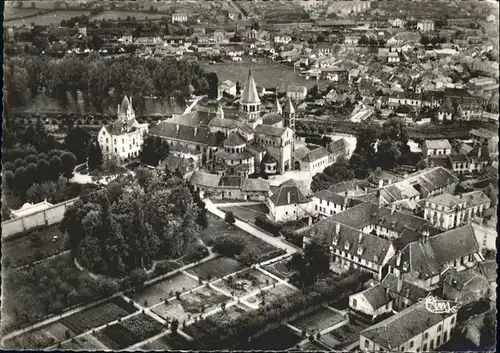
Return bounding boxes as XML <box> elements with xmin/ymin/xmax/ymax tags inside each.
<box><xmin>188</xmin><ymin>257</ymin><xmax>243</xmax><ymax>280</ymax></box>
<box><xmin>290</xmin><ymin>307</ymin><xmax>346</xmax><ymax>333</ymax></box>
<box><xmin>212</xmin><ymin>268</ymin><xmax>277</xmax><ymax>297</ymax></box>
<box><xmin>2</xmin><ymin>225</ymin><xmax>68</xmax><ymax>268</ymax></box>
<box><xmin>130</xmin><ymin>273</ymin><xmax>199</xmax><ymax>307</ymax></box>
<box><xmin>233</xmin><ymin>325</ymin><xmax>302</xmax><ymax>350</ymax></box>
<box><xmin>219</xmin><ymin>204</ymin><xmax>269</xmax><ymax>223</ymax></box>
<box><xmin>59</xmin><ymin>334</ymin><xmax>107</xmax><ymax>350</ymax></box>
<box><xmin>61</xmin><ymin>297</ymin><xmax>137</xmax><ymax>335</ymax></box>
<box><xmin>152</xmin><ymin>300</ymin><xmax>191</xmax><ymax>322</ymax></box>
<box><xmin>95</xmin><ymin>314</ymin><xmax>163</xmax><ymax>350</ymax></box>
<box><xmin>181</xmin><ymin>287</ymin><xmax>231</xmax><ymax>313</ymax></box>
<box><xmin>263</xmin><ymin>259</ymin><xmax>294</xmax><ymax>279</ymax></box>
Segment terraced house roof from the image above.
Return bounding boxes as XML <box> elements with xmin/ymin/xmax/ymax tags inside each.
<box><xmin>361</xmin><ymin>301</ymin><xmax>454</xmax><ymax>350</ymax></box>
<box><xmin>149</xmin><ymin>123</ymin><xmax>216</xmax><ymax>146</ymax></box>
<box><xmin>302</xmin><ymin>147</ymin><xmax>330</xmax><ymax>163</ymax></box>
<box><xmin>269</xmin><ymin>184</ymin><xmax>308</xmax><ymax>207</ymax></box>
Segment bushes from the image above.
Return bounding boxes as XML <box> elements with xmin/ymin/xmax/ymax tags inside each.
<box><xmin>121</xmin><ymin>314</ymin><xmax>163</xmax><ymax>341</ymax></box>
<box><xmin>182</xmin><ymin>244</ymin><xmax>209</xmax><ymax>264</ymax></box>
<box><xmin>152</xmin><ymin>261</ymin><xmax>182</xmax><ymax>278</ymax></box>
<box><xmin>213</xmin><ymin>235</ymin><xmax>246</xmax><ymax>257</ymax></box>
<box><xmin>255</xmin><ymin>215</ymin><xmax>282</xmax><ymax>236</ymax></box>
<box><xmin>282</xmin><ymin>230</ymin><xmax>303</xmax><ymax>247</ymax></box>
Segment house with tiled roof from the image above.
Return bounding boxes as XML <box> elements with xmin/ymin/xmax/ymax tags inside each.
<box><xmin>422</xmin><ymin>139</ymin><xmax>452</xmax><ymax>157</ymax></box>
<box><xmin>388</xmin><ymin>225</ymin><xmax>483</xmax><ymax>291</ymax></box>
<box><xmin>360</xmin><ymin>300</ymin><xmax>456</xmax><ymax>352</ymax></box>
<box><xmin>98</xmin><ymin>96</ymin><xmax>148</xmax><ymax>163</ymax></box>
<box><xmin>349</xmin><ymin>283</ymin><xmax>393</xmax><ymax>320</ymax></box>
<box><xmin>422</xmin><ymin>191</ymin><xmax>491</xmax><ymax>230</ymax></box>
<box><xmin>381</xmin><ymin>273</ymin><xmax>430</xmax><ymax>312</ymax></box>
<box><xmin>442</xmin><ymin>268</ymin><xmax>490</xmax><ymax>305</ymax></box>
<box><xmin>286</xmin><ymin>85</ymin><xmax>308</xmax><ymax>101</ymax></box>
<box><xmin>267</xmin><ymin>179</ymin><xmax>313</xmax><ymax>222</ymax></box>
<box><xmin>217</xmin><ymin>80</ymin><xmax>237</xmax><ymax>99</ymax></box>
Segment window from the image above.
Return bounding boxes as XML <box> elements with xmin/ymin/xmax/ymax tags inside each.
<box><xmin>437</xmin><ymin>324</ymin><xmax>441</xmax><ymax>332</ymax></box>
<box><xmin>443</xmin><ymin>331</ymin><xmax>448</xmax><ymax>342</ymax></box>
<box><xmin>364</xmin><ymin>339</ymin><xmax>368</xmax><ymax>348</ymax></box>
<box><xmin>353</xmin><ymin>299</ymin><xmax>358</xmax><ymax>308</ymax></box>
<box><xmin>424</xmin><ymin>332</ymin><xmax>428</xmax><ymax>340</ymax></box>
<box><xmin>436</xmin><ymin>336</ymin><xmax>441</xmax><ymax>346</ymax></box>
<box><xmin>423</xmin><ymin>343</ymin><xmax>427</xmax><ymax>351</ymax></box>
<box><xmin>409</xmin><ymin>341</ymin><xmax>414</xmax><ymax>348</ymax></box>
<box><xmin>416</xmin><ymin>348</ymin><xmax>420</xmax><ymax>352</ymax></box>
<box><xmin>451</xmin><ymin>317</ymin><xmax>455</xmax><ymax>325</ymax></box>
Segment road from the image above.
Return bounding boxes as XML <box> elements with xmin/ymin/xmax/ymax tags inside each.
<box><xmin>204</xmin><ymin>198</ymin><xmax>299</xmax><ymax>254</ymax></box>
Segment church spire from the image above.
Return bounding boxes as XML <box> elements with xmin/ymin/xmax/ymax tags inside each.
<box><xmin>275</xmin><ymin>96</ymin><xmax>282</xmax><ymax>115</ymax></box>
<box><xmin>240</xmin><ymin>67</ymin><xmax>261</xmax><ymax>104</ymax></box>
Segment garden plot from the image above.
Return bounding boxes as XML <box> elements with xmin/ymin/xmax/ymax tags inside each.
<box><xmin>290</xmin><ymin>307</ymin><xmax>346</xmax><ymax>333</ymax></box>
<box><xmin>183</xmin><ymin>304</ymin><xmax>247</xmax><ymax>338</ymax></box>
<box><xmin>300</xmin><ymin>341</ymin><xmax>327</xmax><ymax>351</ymax></box>
<box><xmin>325</xmin><ymin>319</ymin><xmax>370</xmax><ymax>348</ymax></box>
<box><xmin>212</xmin><ymin>268</ymin><xmax>277</xmax><ymax>297</ymax></box>
<box><xmin>95</xmin><ymin>314</ymin><xmax>163</xmax><ymax>350</ymax></box>
<box><xmin>245</xmin><ymin>283</ymin><xmax>297</xmax><ymax>307</ymax></box>
<box><xmin>152</xmin><ymin>288</ymin><xmax>230</xmax><ymax>321</ymax></box>
<box><xmin>130</xmin><ymin>273</ymin><xmax>199</xmax><ymax>307</ymax></box>
<box><xmin>139</xmin><ymin>338</ymin><xmax>172</xmax><ymax>351</ymax></box>
<box><xmin>188</xmin><ymin>257</ymin><xmax>243</xmax><ymax>280</ymax></box>
<box><xmin>219</xmin><ymin>204</ymin><xmax>269</xmax><ymax>223</ymax></box>
<box><xmin>158</xmin><ymin>333</ymin><xmax>190</xmax><ymax>350</ymax></box>
<box><xmin>263</xmin><ymin>258</ymin><xmax>294</xmax><ymax>279</ymax></box>
<box><xmin>59</xmin><ymin>334</ymin><xmax>107</xmax><ymax>350</ymax></box>
<box><xmin>4</xmin><ymin>321</ymin><xmax>76</xmax><ymax>349</ymax></box>
<box><xmin>234</xmin><ymin>325</ymin><xmax>302</xmax><ymax>350</ymax></box>
<box><xmin>61</xmin><ymin>297</ymin><xmax>137</xmax><ymax>335</ymax></box>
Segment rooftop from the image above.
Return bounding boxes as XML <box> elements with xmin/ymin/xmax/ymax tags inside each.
<box><xmin>424</xmin><ymin>139</ymin><xmax>452</xmax><ymax>150</ymax></box>
<box><xmin>269</xmin><ymin>184</ymin><xmax>308</xmax><ymax>207</ymax></box>
<box><xmin>11</xmin><ymin>200</ymin><xmax>55</xmax><ymax>218</ymax></box>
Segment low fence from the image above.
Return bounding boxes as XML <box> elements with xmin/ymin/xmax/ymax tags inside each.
<box><xmin>2</xmin><ymin>198</ymin><xmax>79</xmax><ymax>239</ymax></box>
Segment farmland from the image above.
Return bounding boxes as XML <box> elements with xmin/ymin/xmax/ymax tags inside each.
<box><xmin>2</xmin><ymin>225</ymin><xmax>68</xmax><ymax>268</ymax></box>
<box><xmin>188</xmin><ymin>257</ymin><xmax>243</xmax><ymax>280</ymax></box>
<box><xmin>212</xmin><ymin>268</ymin><xmax>277</xmax><ymax>297</ymax></box>
<box><xmin>95</xmin><ymin>314</ymin><xmax>163</xmax><ymax>350</ymax></box>
<box><xmin>61</xmin><ymin>297</ymin><xmax>137</xmax><ymax>335</ymax></box>
<box><xmin>4</xmin><ymin>10</ymin><xmax>91</xmax><ymax>27</ymax></box>
<box><xmin>290</xmin><ymin>307</ymin><xmax>346</xmax><ymax>333</ymax></box>
<box><xmin>129</xmin><ymin>273</ymin><xmax>199</xmax><ymax>307</ymax></box>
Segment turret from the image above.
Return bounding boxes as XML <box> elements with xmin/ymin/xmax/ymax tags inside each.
<box><xmin>275</xmin><ymin>96</ymin><xmax>282</xmax><ymax>115</ymax></box>
<box><xmin>239</xmin><ymin>67</ymin><xmax>261</xmax><ymax>123</ymax></box>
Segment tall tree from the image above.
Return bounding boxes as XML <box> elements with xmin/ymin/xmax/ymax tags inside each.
<box><xmin>64</xmin><ymin>127</ymin><xmax>91</xmax><ymax>163</ymax></box>
<box><xmin>88</xmin><ymin>141</ymin><xmax>103</xmax><ymax>171</ymax></box>
<box><xmin>206</xmin><ymin>72</ymin><xmax>219</xmax><ymax>99</ymax></box>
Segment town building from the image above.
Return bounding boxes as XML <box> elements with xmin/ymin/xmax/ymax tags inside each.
<box><xmin>442</xmin><ymin>268</ymin><xmax>490</xmax><ymax>305</ymax></box>
<box><xmin>381</xmin><ymin>273</ymin><xmax>430</xmax><ymax>312</ymax></box>
<box><xmin>98</xmin><ymin>96</ymin><xmax>148</xmax><ymax>163</ymax></box>
<box><xmin>417</xmin><ymin>19</ymin><xmax>435</xmax><ymax>32</ymax></box>
<box><xmin>218</xmin><ymin>80</ymin><xmax>237</xmax><ymax>99</ymax></box>
<box><xmin>267</xmin><ymin>179</ymin><xmax>312</xmax><ymax>222</ymax></box>
<box><xmin>349</xmin><ymin>284</ymin><xmax>393</xmax><ymax>320</ymax></box>
<box><xmin>470</xmin><ymin>128</ymin><xmax>499</xmax><ymax>155</ymax></box>
<box><xmin>360</xmin><ymin>300</ymin><xmax>457</xmax><ymax>352</ymax></box>
<box><xmin>172</xmin><ymin>12</ymin><xmax>188</xmax><ymax>23</ymax></box>
<box><xmin>422</xmin><ymin>140</ymin><xmax>452</xmax><ymax>158</ymax></box>
<box><xmin>286</xmin><ymin>85</ymin><xmax>308</xmax><ymax>101</ymax></box>
<box><xmin>423</xmin><ymin>191</ymin><xmax>491</xmax><ymax>230</ymax></box>
<box><xmin>388</xmin><ymin>225</ymin><xmax>482</xmax><ymax>291</ymax></box>
<box><xmin>214</xmin><ymin>132</ymin><xmax>256</xmax><ymax>177</ymax></box>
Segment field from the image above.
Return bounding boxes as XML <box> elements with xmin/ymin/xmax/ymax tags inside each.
<box><xmin>90</xmin><ymin>10</ymin><xmax>168</xmax><ymax>21</ymax></box>
<box><xmin>290</xmin><ymin>307</ymin><xmax>346</xmax><ymax>333</ymax></box>
<box><xmin>233</xmin><ymin>325</ymin><xmax>302</xmax><ymax>350</ymax></box>
<box><xmin>3</xmin><ymin>225</ymin><xmax>68</xmax><ymax>268</ymax></box>
<box><xmin>263</xmin><ymin>258</ymin><xmax>294</xmax><ymax>279</ymax></box>
<box><xmin>219</xmin><ymin>204</ymin><xmax>269</xmax><ymax>223</ymax></box>
<box><xmin>130</xmin><ymin>273</ymin><xmax>199</xmax><ymax>307</ymax></box>
<box><xmin>95</xmin><ymin>314</ymin><xmax>163</xmax><ymax>350</ymax></box>
<box><xmin>188</xmin><ymin>257</ymin><xmax>243</xmax><ymax>280</ymax></box>
<box><xmin>4</xmin><ymin>10</ymin><xmax>92</xmax><ymax>27</ymax></box>
<box><xmin>59</xmin><ymin>334</ymin><xmax>107</xmax><ymax>350</ymax></box>
<box><xmin>200</xmin><ymin>61</ymin><xmax>318</xmax><ymax>91</ymax></box>
<box><xmin>61</xmin><ymin>297</ymin><xmax>137</xmax><ymax>335</ymax></box>
<box><xmin>212</xmin><ymin>268</ymin><xmax>277</xmax><ymax>297</ymax></box>
<box><xmin>246</xmin><ymin>283</ymin><xmax>297</xmax><ymax>307</ymax></box>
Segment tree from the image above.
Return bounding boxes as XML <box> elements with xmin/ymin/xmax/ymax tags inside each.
<box><xmin>171</xmin><ymin>319</ymin><xmax>180</xmax><ymax>333</ymax></box>
<box><xmin>136</xmin><ymin>167</ymin><xmax>154</xmax><ymax>189</ymax></box>
<box><xmin>225</xmin><ymin>211</ymin><xmax>236</xmax><ymax>225</ymax></box>
<box><xmin>130</xmin><ymin>268</ymin><xmax>148</xmax><ymax>289</ymax></box>
<box><xmin>60</xmin><ymin>152</ymin><xmax>77</xmax><ymax>178</ymax></box>
<box><xmin>376</xmin><ymin>140</ymin><xmax>401</xmax><ymax>170</ymax></box>
<box><xmin>349</xmin><ymin>153</ymin><xmax>369</xmax><ymax>179</ymax></box>
<box><xmin>87</xmin><ymin>141</ymin><xmax>103</xmax><ymax>171</ymax></box>
<box><xmin>213</xmin><ymin>235</ymin><xmax>246</xmax><ymax>257</ymax></box>
<box><xmin>288</xmin><ymin>238</ymin><xmax>330</xmax><ymax>287</ymax></box>
<box><xmin>310</xmin><ymin>160</ymin><xmax>354</xmax><ymax>192</ymax></box>
<box><xmin>64</xmin><ymin>127</ymin><xmax>91</xmax><ymax>163</ymax></box>
<box><xmin>480</xmin><ymin>311</ymin><xmax>496</xmax><ymax>348</ymax></box>
<box><xmin>206</xmin><ymin>72</ymin><xmax>219</xmax><ymax>99</ymax></box>
<box><xmin>236</xmin><ymin>81</ymin><xmax>241</xmax><ymax>95</ymax></box>
<box><xmin>140</xmin><ymin>136</ymin><xmax>169</xmax><ymax>166</ymax></box>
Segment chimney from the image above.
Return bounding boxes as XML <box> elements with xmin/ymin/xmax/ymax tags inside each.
<box><xmin>176</xmin><ymin>124</ymin><xmax>180</xmax><ymax>133</ymax></box>
<box><xmin>287</xmin><ymin>192</ymin><xmax>291</xmax><ymax>204</ymax></box>
<box><xmin>385</xmin><ymin>286</ymin><xmax>390</xmax><ymax>298</ymax></box>
<box><xmin>379</xmin><ymin>179</ymin><xmax>384</xmax><ymax>189</ymax></box>
<box><xmin>194</xmin><ymin>127</ymin><xmax>198</xmax><ymax>136</ymax></box>
<box><xmin>391</xmin><ymin>204</ymin><xmax>396</xmax><ymax>215</ymax></box>
<box><xmin>335</xmin><ymin>223</ymin><xmax>340</xmax><ymax>235</ymax></box>
<box><xmin>364</xmin><ymin>187</ymin><xmax>368</xmax><ymax>194</ymax></box>
<box><xmin>477</xmin><ymin>145</ymin><xmax>482</xmax><ymax>158</ymax></box>
<box><xmin>396</xmin><ymin>276</ymin><xmax>403</xmax><ymax>293</ymax></box>
<box><xmin>358</xmin><ymin>232</ymin><xmax>363</xmax><ymax>243</ymax></box>
<box><xmin>396</xmin><ymin>251</ymin><xmax>402</xmax><ymax>266</ymax></box>
<box><xmin>422</xmin><ymin>229</ymin><xmax>429</xmax><ymax>244</ymax></box>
